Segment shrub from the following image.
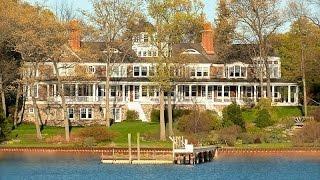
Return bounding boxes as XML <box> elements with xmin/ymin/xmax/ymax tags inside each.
<box><xmin>126</xmin><ymin>110</ymin><xmax>139</xmax><ymax>121</ymax></box>
<box><xmin>0</xmin><ymin>112</ymin><xmax>12</xmax><ymax>141</ymax></box>
<box><xmin>222</xmin><ymin>103</ymin><xmax>245</xmax><ymax>130</ymax></box>
<box><xmin>177</xmin><ymin>110</ymin><xmax>221</xmax><ymax>134</ymax></box>
<box><xmin>311</xmin><ymin>108</ymin><xmax>320</xmax><ymax>122</ymax></box>
<box><xmin>77</xmin><ymin>126</ymin><xmax>117</xmax><ymax>143</ymax></box>
<box><xmin>292</xmin><ymin>121</ymin><xmax>320</xmax><ymax>146</ymax></box>
<box><xmin>217</xmin><ymin>125</ymin><xmax>242</xmax><ymax>146</ymax></box>
<box><xmin>255</xmin><ymin>108</ymin><xmax>274</xmax><ymax>128</ymax></box>
<box><xmin>83</xmin><ymin>137</ymin><xmax>97</xmax><ymax>147</ymax></box>
<box><xmin>150</xmin><ymin>109</ymin><xmax>160</xmax><ymax>122</ymax></box>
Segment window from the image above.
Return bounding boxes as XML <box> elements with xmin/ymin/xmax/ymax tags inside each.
<box><xmin>133</xmin><ymin>36</ymin><xmax>139</xmax><ymax>42</ymax></box>
<box><xmin>111</xmin><ymin>86</ymin><xmax>116</xmax><ymax>97</ymax></box>
<box><xmin>235</xmin><ymin>66</ymin><xmax>240</xmax><ymax>77</ymax></box>
<box><xmin>191</xmin><ymin>86</ymin><xmax>197</xmax><ymax>97</ymax></box>
<box><xmin>191</xmin><ymin>68</ymin><xmax>196</xmax><ymax>77</ymax></box>
<box><xmin>29</xmin><ymin>108</ymin><xmax>34</xmax><ymax>113</ymax></box>
<box><xmin>138</xmin><ymin>51</ymin><xmax>142</xmax><ymax>57</ymax></box>
<box><xmin>78</xmin><ymin>84</ymin><xmax>93</xmax><ymax>96</ymax></box>
<box><xmin>153</xmin><ymin>51</ymin><xmax>157</xmax><ymax>57</ymax></box>
<box><xmin>68</xmin><ymin>108</ymin><xmax>74</xmax><ymax>119</ymax></box>
<box><xmin>112</xmin><ymin>108</ymin><xmax>121</xmax><ymax>122</ymax></box>
<box><xmin>217</xmin><ymin>86</ymin><xmax>222</xmax><ymax>97</ymax></box>
<box><xmin>203</xmin><ymin>67</ymin><xmax>209</xmax><ymax>77</ymax></box>
<box><xmin>142</xmin><ymin>86</ymin><xmax>148</xmax><ymax>97</ymax></box>
<box><xmin>64</xmin><ymin>84</ymin><xmax>76</xmax><ymax>96</ymax></box>
<box><xmin>224</xmin><ymin>86</ymin><xmax>230</xmax><ymax>97</ymax></box>
<box><xmin>149</xmin><ymin>86</ymin><xmax>155</xmax><ymax>96</ymax></box>
<box><xmin>197</xmin><ymin>67</ymin><xmax>202</xmax><ymax>77</ymax></box>
<box><xmin>134</xmin><ymin>86</ymin><xmax>140</xmax><ymax>99</ymax></box>
<box><xmin>148</xmin><ymin>50</ymin><xmax>152</xmax><ymax>57</ymax></box>
<box><xmin>141</xmin><ymin>66</ymin><xmax>147</xmax><ymax>76</ymax></box>
<box><xmin>134</xmin><ymin>66</ymin><xmax>140</xmax><ymax>76</ymax></box>
<box><xmin>208</xmin><ymin>86</ymin><xmax>213</xmax><ymax>99</ymax></box>
<box><xmin>185</xmin><ymin>86</ymin><xmax>190</xmax><ymax>97</ymax></box>
<box><xmin>80</xmin><ymin>108</ymin><xmax>93</xmax><ymax>119</ymax></box>
<box><xmin>143</xmin><ymin>51</ymin><xmax>147</xmax><ymax>57</ymax></box>
<box><xmin>143</xmin><ymin>34</ymin><xmax>149</xmax><ymax>42</ymax></box>
<box><xmin>88</xmin><ymin>66</ymin><xmax>95</xmax><ymax>73</ymax></box>
<box><xmin>229</xmin><ymin>65</ymin><xmax>246</xmax><ymax>78</ymax></box>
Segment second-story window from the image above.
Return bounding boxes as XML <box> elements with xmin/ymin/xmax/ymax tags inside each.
<box><xmin>141</xmin><ymin>66</ymin><xmax>148</xmax><ymax>76</ymax></box>
<box><xmin>134</xmin><ymin>67</ymin><xmax>140</xmax><ymax>76</ymax></box>
<box><xmin>190</xmin><ymin>67</ymin><xmax>210</xmax><ymax>78</ymax></box>
<box><xmin>88</xmin><ymin>66</ymin><xmax>95</xmax><ymax>73</ymax></box>
<box><xmin>228</xmin><ymin>65</ymin><xmax>246</xmax><ymax>78</ymax></box>
<box><xmin>143</xmin><ymin>34</ymin><xmax>149</xmax><ymax>42</ymax></box>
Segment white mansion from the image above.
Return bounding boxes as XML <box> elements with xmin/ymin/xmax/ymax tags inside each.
<box><xmin>23</xmin><ymin>22</ymin><xmax>299</xmax><ymax>126</ymax></box>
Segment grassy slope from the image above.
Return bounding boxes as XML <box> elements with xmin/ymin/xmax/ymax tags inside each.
<box><xmin>242</xmin><ymin>106</ymin><xmax>302</xmax><ymax>123</ymax></box>
<box><xmin>2</xmin><ymin>106</ymin><xmax>306</xmax><ymax>148</ymax></box>
<box><xmin>3</xmin><ymin>121</ymin><xmax>171</xmax><ymax>148</ymax></box>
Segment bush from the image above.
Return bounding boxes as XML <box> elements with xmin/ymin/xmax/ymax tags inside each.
<box><xmin>177</xmin><ymin>110</ymin><xmax>221</xmax><ymax>134</ymax></box>
<box><xmin>150</xmin><ymin>109</ymin><xmax>160</xmax><ymax>122</ymax></box>
<box><xmin>255</xmin><ymin>108</ymin><xmax>274</xmax><ymax>128</ymax></box>
<box><xmin>126</xmin><ymin>110</ymin><xmax>139</xmax><ymax>121</ymax></box>
<box><xmin>77</xmin><ymin>126</ymin><xmax>117</xmax><ymax>143</ymax></box>
<box><xmin>222</xmin><ymin>103</ymin><xmax>245</xmax><ymax>130</ymax></box>
<box><xmin>311</xmin><ymin>108</ymin><xmax>320</xmax><ymax>122</ymax></box>
<box><xmin>83</xmin><ymin>137</ymin><xmax>97</xmax><ymax>147</ymax></box>
<box><xmin>0</xmin><ymin>112</ymin><xmax>12</xmax><ymax>141</ymax></box>
<box><xmin>292</xmin><ymin>121</ymin><xmax>320</xmax><ymax>146</ymax></box>
<box><xmin>217</xmin><ymin>125</ymin><xmax>242</xmax><ymax>146</ymax></box>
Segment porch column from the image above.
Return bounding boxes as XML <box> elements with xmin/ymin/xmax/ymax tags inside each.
<box><xmin>139</xmin><ymin>85</ymin><xmax>142</xmax><ymax>99</ymax></box>
<box><xmin>272</xmin><ymin>85</ymin><xmax>275</xmax><ymax>103</ymax></box>
<box><xmin>222</xmin><ymin>85</ymin><xmax>225</xmax><ymax>102</ymax></box>
<box><xmin>295</xmin><ymin>85</ymin><xmax>299</xmax><ymax>104</ymax></box>
<box><xmin>75</xmin><ymin>84</ymin><xmax>78</xmax><ymax>98</ymax></box>
<box><xmin>253</xmin><ymin>85</ymin><xmax>257</xmax><ymax>103</ymax></box>
<box><xmin>237</xmin><ymin>85</ymin><xmax>241</xmax><ymax>102</ymax></box>
<box><xmin>122</xmin><ymin>84</ymin><xmax>126</xmax><ymax>102</ymax></box>
<box><xmin>288</xmin><ymin>85</ymin><xmax>291</xmax><ymax>103</ymax></box>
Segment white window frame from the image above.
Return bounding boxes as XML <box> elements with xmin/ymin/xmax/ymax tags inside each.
<box><xmin>227</xmin><ymin>63</ymin><xmax>247</xmax><ymax>78</ymax></box>
<box><xmin>80</xmin><ymin>108</ymin><xmax>93</xmax><ymax>119</ymax></box>
<box><xmin>112</xmin><ymin>108</ymin><xmax>122</xmax><ymax>122</ymax></box>
<box><xmin>29</xmin><ymin>108</ymin><xmax>34</xmax><ymax>114</ymax></box>
<box><xmin>88</xmin><ymin>65</ymin><xmax>96</xmax><ymax>74</ymax></box>
<box><xmin>67</xmin><ymin>108</ymin><xmax>74</xmax><ymax>119</ymax></box>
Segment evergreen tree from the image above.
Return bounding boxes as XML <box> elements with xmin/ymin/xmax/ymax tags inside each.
<box><xmin>214</xmin><ymin>0</ymin><xmax>235</xmax><ymax>61</ymax></box>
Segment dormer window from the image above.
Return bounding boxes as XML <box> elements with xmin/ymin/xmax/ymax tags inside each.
<box><xmin>143</xmin><ymin>34</ymin><xmax>149</xmax><ymax>42</ymax></box>
<box><xmin>190</xmin><ymin>66</ymin><xmax>210</xmax><ymax>78</ymax></box>
<box><xmin>182</xmin><ymin>49</ymin><xmax>201</xmax><ymax>55</ymax></box>
<box><xmin>88</xmin><ymin>66</ymin><xmax>95</xmax><ymax>73</ymax></box>
<box><xmin>227</xmin><ymin>64</ymin><xmax>247</xmax><ymax>78</ymax></box>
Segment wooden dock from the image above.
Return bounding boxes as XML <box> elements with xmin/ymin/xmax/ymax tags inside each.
<box><xmin>100</xmin><ymin>134</ymin><xmax>217</xmax><ymax>165</ymax></box>
<box><xmin>170</xmin><ymin>136</ymin><xmax>217</xmax><ymax>165</ymax></box>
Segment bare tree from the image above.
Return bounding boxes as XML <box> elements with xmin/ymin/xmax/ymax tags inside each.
<box><xmin>54</xmin><ymin>0</ymin><xmax>77</xmax><ymax>22</ymax></box>
<box><xmin>230</xmin><ymin>0</ymin><xmax>286</xmax><ymax>98</ymax></box>
<box><xmin>83</xmin><ymin>0</ymin><xmax>142</xmax><ymax>127</ymax></box>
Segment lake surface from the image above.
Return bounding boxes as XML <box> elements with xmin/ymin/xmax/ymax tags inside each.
<box><xmin>0</xmin><ymin>152</ymin><xmax>319</xmax><ymax>180</ymax></box>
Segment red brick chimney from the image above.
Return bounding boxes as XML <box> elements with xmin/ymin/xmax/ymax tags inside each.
<box><xmin>201</xmin><ymin>23</ymin><xmax>215</xmax><ymax>55</ymax></box>
<box><xmin>69</xmin><ymin>20</ymin><xmax>81</xmax><ymax>51</ymax></box>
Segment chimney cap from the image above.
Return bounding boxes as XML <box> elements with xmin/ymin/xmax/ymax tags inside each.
<box><xmin>203</xmin><ymin>22</ymin><xmax>213</xmax><ymax>31</ymax></box>
<box><xmin>69</xmin><ymin>19</ymin><xmax>79</xmax><ymax>30</ymax></box>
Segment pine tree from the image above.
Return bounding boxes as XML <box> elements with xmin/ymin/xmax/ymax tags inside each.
<box><xmin>214</xmin><ymin>0</ymin><xmax>235</xmax><ymax>61</ymax></box>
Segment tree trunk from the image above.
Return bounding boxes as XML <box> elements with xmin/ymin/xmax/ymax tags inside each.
<box><xmin>159</xmin><ymin>89</ymin><xmax>166</xmax><ymax>141</ymax></box>
<box><xmin>30</xmin><ymin>83</ymin><xmax>42</xmax><ymax>139</ymax></box>
<box><xmin>301</xmin><ymin>45</ymin><xmax>308</xmax><ymax>116</ymax></box>
<box><xmin>13</xmin><ymin>83</ymin><xmax>21</xmax><ymax>127</ymax></box>
<box><xmin>167</xmin><ymin>90</ymin><xmax>173</xmax><ymax>136</ymax></box>
<box><xmin>258</xmin><ymin>45</ymin><xmax>264</xmax><ymax>99</ymax></box>
<box><xmin>105</xmin><ymin>63</ymin><xmax>110</xmax><ymax>127</ymax></box>
<box><xmin>53</xmin><ymin>62</ymin><xmax>70</xmax><ymax>142</ymax></box>
<box><xmin>0</xmin><ymin>76</ymin><xmax>6</xmax><ymax>118</ymax></box>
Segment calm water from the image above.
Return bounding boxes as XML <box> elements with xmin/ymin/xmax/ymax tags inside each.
<box><xmin>0</xmin><ymin>152</ymin><xmax>319</xmax><ymax>180</ymax></box>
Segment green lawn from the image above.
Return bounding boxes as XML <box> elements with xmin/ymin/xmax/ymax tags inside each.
<box><xmin>234</xmin><ymin>142</ymin><xmax>293</xmax><ymax>149</ymax></box>
<box><xmin>2</xmin><ymin>121</ymin><xmax>171</xmax><ymax>148</ymax></box>
<box><xmin>242</xmin><ymin>106</ymin><xmax>303</xmax><ymax>123</ymax></box>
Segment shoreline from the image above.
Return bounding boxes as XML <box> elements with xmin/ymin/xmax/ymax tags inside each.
<box><xmin>1</xmin><ymin>146</ymin><xmax>320</xmax><ymax>156</ymax></box>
